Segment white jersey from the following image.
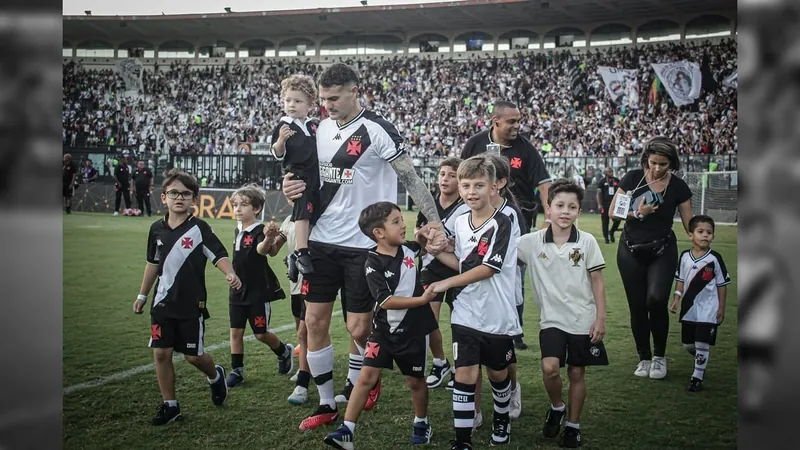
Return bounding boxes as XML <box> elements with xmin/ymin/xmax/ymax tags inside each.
<box><xmin>497</xmin><ymin>198</ymin><xmax>525</xmax><ymax>307</ymax></box>
<box><xmin>675</xmin><ymin>249</ymin><xmax>731</xmax><ymax>325</ymax></box>
<box><xmin>450</xmin><ymin>209</ymin><xmax>521</xmax><ymax>337</ymax></box>
<box><xmin>279</xmin><ymin>216</ymin><xmax>301</xmax><ymax>295</ymax></box>
<box><xmin>517</xmin><ymin>226</ymin><xmax>605</xmax><ymax>335</ymax></box>
<box><xmin>311</xmin><ymin>108</ymin><xmax>405</xmax><ymax>249</ymax></box>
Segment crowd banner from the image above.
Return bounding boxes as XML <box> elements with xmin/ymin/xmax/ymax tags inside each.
<box><xmin>722</xmin><ymin>71</ymin><xmax>738</xmax><ymax>90</ymax></box>
<box><xmin>597</xmin><ymin>66</ymin><xmax>640</xmax><ymax>108</ymax></box>
<box><xmin>651</xmin><ymin>61</ymin><xmax>703</xmax><ymax>106</ymax></box>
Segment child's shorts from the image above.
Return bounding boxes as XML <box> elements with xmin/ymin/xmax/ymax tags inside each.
<box><xmin>681</xmin><ymin>322</ymin><xmax>719</xmax><ymax>346</ymax></box>
<box><xmin>539</xmin><ymin>327</ymin><xmax>609</xmax><ymax>367</ymax></box>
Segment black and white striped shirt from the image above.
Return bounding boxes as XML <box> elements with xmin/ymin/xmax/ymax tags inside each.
<box><xmin>146</xmin><ymin>215</ymin><xmax>228</xmax><ymax>320</ymax></box>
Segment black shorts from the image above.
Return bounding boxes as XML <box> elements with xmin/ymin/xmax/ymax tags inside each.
<box><xmin>149</xmin><ymin>315</ymin><xmax>206</xmax><ymax>356</ymax></box>
<box><xmin>452</xmin><ymin>325</ymin><xmax>515</xmax><ymax>371</ymax></box>
<box><xmin>304</xmin><ymin>241</ymin><xmax>374</xmax><ymax>314</ymax></box>
<box><xmin>291</xmin><ymin>189</ymin><xmax>320</xmax><ymax>223</ymax></box>
<box><xmin>419</xmin><ymin>269</ymin><xmax>455</xmax><ymax>306</ymax></box>
<box><xmin>291</xmin><ymin>294</ymin><xmax>304</xmax><ymax>320</ymax></box>
<box><xmin>229</xmin><ymin>302</ymin><xmax>272</xmax><ymax>334</ymax></box>
<box><xmin>681</xmin><ymin>322</ymin><xmax>719</xmax><ymax>346</ymax></box>
<box><xmin>363</xmin><ymin>332</ymin><xmax>430</xmax><ymax>378</ymax></box>
<box><xmin>539</xmin><ymin>327</ymin><xmax>609</xmax><ymax>368</ymax></box>
<box><xmin>63</xmin><ymin>184</ymin><xmax>74</xmax><ymax>198</ymax></box>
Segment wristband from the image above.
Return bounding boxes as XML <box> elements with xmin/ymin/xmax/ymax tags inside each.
<box><xmin>674</xmin><ymin>290</ymin><xmax>682</xmax><ymax>297</ymax></box>
<box><xmin>137</xmin><ymin>294</ymin><xmax>147</xmax><ymax>302</ymax></box>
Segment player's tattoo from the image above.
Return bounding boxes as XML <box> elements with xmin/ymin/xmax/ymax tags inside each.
<box><xmin>390</xmin><ymin>153</ymin><xmax>441</xmax><ymax>223</ymax></box>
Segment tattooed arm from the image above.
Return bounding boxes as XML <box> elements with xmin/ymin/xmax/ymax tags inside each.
<box><xmin>390</xmin><ymin>153</ymin><xmax>441</xmax><ymax>226</ymax></box>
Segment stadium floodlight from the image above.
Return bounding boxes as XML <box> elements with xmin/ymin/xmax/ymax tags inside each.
<box><xmin>224</xmin><ymin>7</ymin><xmax>232</xmax><ymax>13</ymax></box>
<box><xmin>84</xmin><ymin>10</ymin><xmax>91</xmax><ymax>15</ymax></box>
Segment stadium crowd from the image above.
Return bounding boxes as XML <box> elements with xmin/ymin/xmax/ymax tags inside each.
<box><xmin>62</xmin><ymin>39</ymin><xmax>737</xmax><ymax>159</ymax></box>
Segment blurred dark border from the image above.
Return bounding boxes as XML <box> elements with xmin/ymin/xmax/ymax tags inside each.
<box><xmin>738</xmin><ymin>1</ymin><xmax>800</xmax><ymax>448</ymax></box>
<box><xmin>0</xmin><ymin>0</ymin><xmax>62</xmax><ymax>448</ymax></box>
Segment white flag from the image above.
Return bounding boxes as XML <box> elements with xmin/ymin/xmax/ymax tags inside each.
<box><xmin>651</xmin><ymin>61</ymin><xmax>702</xmax><ymax>106</ymax></box>
<box><xmin>597</xmin><ymin>66</ymin><xmax>640</xmax><ymax>108</ymax></box>
<box><xmin>117</xmin><ymin>58</ymin><xmax>144</xmax><ymax>94</ymax></box>
<box><xmin>722</xmin><ymin>72</ymin><xmax>738</xmax><ymax>89</ymax></box>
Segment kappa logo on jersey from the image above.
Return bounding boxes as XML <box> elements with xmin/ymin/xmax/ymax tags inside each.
<box><xmin>403</xmin><ymin>256</ymin><xmax>415</xmax><ymax>268</ymax></box>
<box><xmin>366</xmin><ymin>266</ymin><xmax>375</xmax><ymax>275</ymax></box>
<box><xmin>701</xmin><ymin>265</ymin><xmax>714</xmax><ymax>281</ymax></box>
<box><xmin>181</xmin><ymin>237</ymin><xmax>194</xmax><ymax>249</ymax></box>
<box><xmin>469</xmin><ymin>235</ymin><xmax>478</xmax><ymax>243</ymax></box>
<box><xmin>151</xmin><ymin>324</ymin><xmax>161</xmax><ymax>340</ymax></box>
<box><xmin>538</xmin><ymin>252</ymin><xmax>549</xmax><ymax>260</ymax></box>
<box><xmin>477</xmin><ymin>237</ymin><xmax>489</xmax><ymax>256</ymax></box>
<box><xmin>569</xmin><ymin>248</ymin><xmax>584</xmax><ymax>267</ymax></box>
<box><xmin>347</xmin><ymin>137</ymin><xmax>363</xmax><ymax>156</ymax></box>
<box><xmin>243</xmin><ymin>235</ymin><xmax>254</xmax><ymax>247</ymax></box>
<box><xmin>490</xmin><ymin>254</ymin><xmax>503</xmax><ymax>264</ymax></box>
<box><xmin>510</xmin><ymin>157</ymin><xmax>523</xmax><ymax>169</ymax></box>
<box><xmin>334</xmin><ymin>133</ymin><xmax>341</xmax><ymax>140</ymax></box>
<box><xmin>384</xmin><ymin>270</ymin><xmax>394</xmax><ymax>278</ymax></box>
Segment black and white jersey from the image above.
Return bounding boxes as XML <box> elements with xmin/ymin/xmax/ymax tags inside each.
<box><xmin>270</xmin><ymin>116</ymin><xmax>319</xmax><ymax>178</ymax></box>
<box><xmin>311</xmin><ymin>109</ymin><xmax>406</xmax><ymax>249</ymax></box>
<box><xmin>146</xmin><ymin>215</ymin><xmax>229</xmax><ymax>320</ymax></box>
<box><xmin>229</xmin><ymin>222</ymin><xmax>285</xmax><ymax>306</ymax></box>
<box><xmin>417</xmin><ymin>197</ymin><xmax>468</xmax><ymax>279</ymax></box>
<box><xmin>450</xmin><ymin>209</ymin><xmax>521</xmax><ymax>337</ymax></box>
<box><xmin>365</xmin><ymin>242</ymin><xmax>438</xmax><ymax>346</ymax></box>
<box><xmin>497</xmin><ymin>198</ymin><xmax>526</xmax><ymax>307</ymax></box>
<box><xmin>675</xmin><ymin>249</ymin><xmax>731</xmax><ymax>325</ymax></box>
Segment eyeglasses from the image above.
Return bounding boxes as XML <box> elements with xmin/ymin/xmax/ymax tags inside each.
<box><xmin>165</xmin><ymin>190</ymin><xmax>195</xmax><ymax>200</ymax></box>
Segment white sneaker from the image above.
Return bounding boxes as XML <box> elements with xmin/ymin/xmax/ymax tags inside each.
<box><xmin>649</xmin><ymin>357</ymin><xmax>667</xmax><ymax>379</ymax></box>
<box><xmin>287</xmin><ymin>386</ymin><xmax>308</xmax><ymax>405</ymax></box>
<box><xmin>112</xmin><ymin>211</ymin><xmax>120</xmax><ymax>216</ymax></box>
<box><xmin>634</xmin><ymin>360</ymin><xmax>651</xmax><ymax>377</ymax></box>
<box><xmin>290</xmin><ymin>370</ymin><xmax>299</xmax><ymax>382</ymax></box>
<box><xmin>509</xmin><ymin>382</ymin><xmax>522</xmax><ymax>420</ymax></box>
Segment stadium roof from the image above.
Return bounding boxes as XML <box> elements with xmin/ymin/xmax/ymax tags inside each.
<box><xmin>63</xmin><ymin>0</ymin><xmax>736</xmax><ymax>45</ymax></box>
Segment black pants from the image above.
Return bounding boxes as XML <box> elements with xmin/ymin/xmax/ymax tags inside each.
<box><xmin>136</xmin><ymin>190</ymin><xmax>152</xmax><ymax>216</ymax></box>
<box><xmin>616</xmin><ymin>232</ymin><xmax>678</xmax><ymax>361</ymax></box>
<box><xmin>600</xmin><ymin>204</ymin><xmax>621</xmax><ymax>240</ymax></box>
<box><xmin>115</xmin><ymin>187</ymin><xmax>131</xmax><ymax>211</ymax></box>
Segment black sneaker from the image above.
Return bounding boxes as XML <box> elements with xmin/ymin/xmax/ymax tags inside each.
<box><xmin>490</xmin><ymin>418</ymin><xmax>511</xmax><ymax>445</ymax></box>
<box><xmin>609</xmin><ymin>233</ymin><xmax>615</xmax><ymax>243</ymax></box>
<box><xmin>450</xmin><ymin>441</ymin><xmax>473</xmax><ymax>450</ymax></box>
<box><xmin>209</xmin><ymin>365</ymin><xmax>228</xmax><ymax>406</ymax></box>
<box><xmin>426</xmin><ymin>360</ymin><xmax>451</xmax><ymax>388</ymax></box>
<box><xmin>151</xmin><ymin>402</ymin><xmax>181</xmax><ymax>426</ymax></box>
<box><xmin>543</xmin><ymin>406</ymin><xmax>566</xmax><ymax>438</ymax></box>
<box><xmin>561</xmin><ymin>426</ymin><xmax>581</xmax><ymax>448</ymax></box>
<box><xmin>288</xmin><ymin>252</ymin><xmax>300</xmax><ymax>283</ymax></box>
<box><xmin>278</xmin><ymin>344</ymin><xmax>295</xmax><ymax>375</ymax></box>
<box><xmin>688</xmin><ymin>377</ymin><xmax>703</xmax><ymax>392</ymax></box>
<box><xmin>226</xmin><ymin>369</ymin><xmax>244</xmax><ymax>388</ymax></box>
<box><xmin>513</xmin><ymin>337</ymin><xmax>528</xmax><ymax>350</ymax></box>
<box><xmin>334</xmin><ymin>378</ymin><xmax>354</xmax><ymax>404</ymax></box>
<box><xmin>295</xmin><ymin>248</ymin><xmax>315</xmax><ymax>275</ymax></box>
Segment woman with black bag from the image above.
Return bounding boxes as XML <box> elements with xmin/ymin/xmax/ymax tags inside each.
<box><xmin>610</xmin><ymin>137</ymin><xmax>693</xmax><ymax>380</ymax></box>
